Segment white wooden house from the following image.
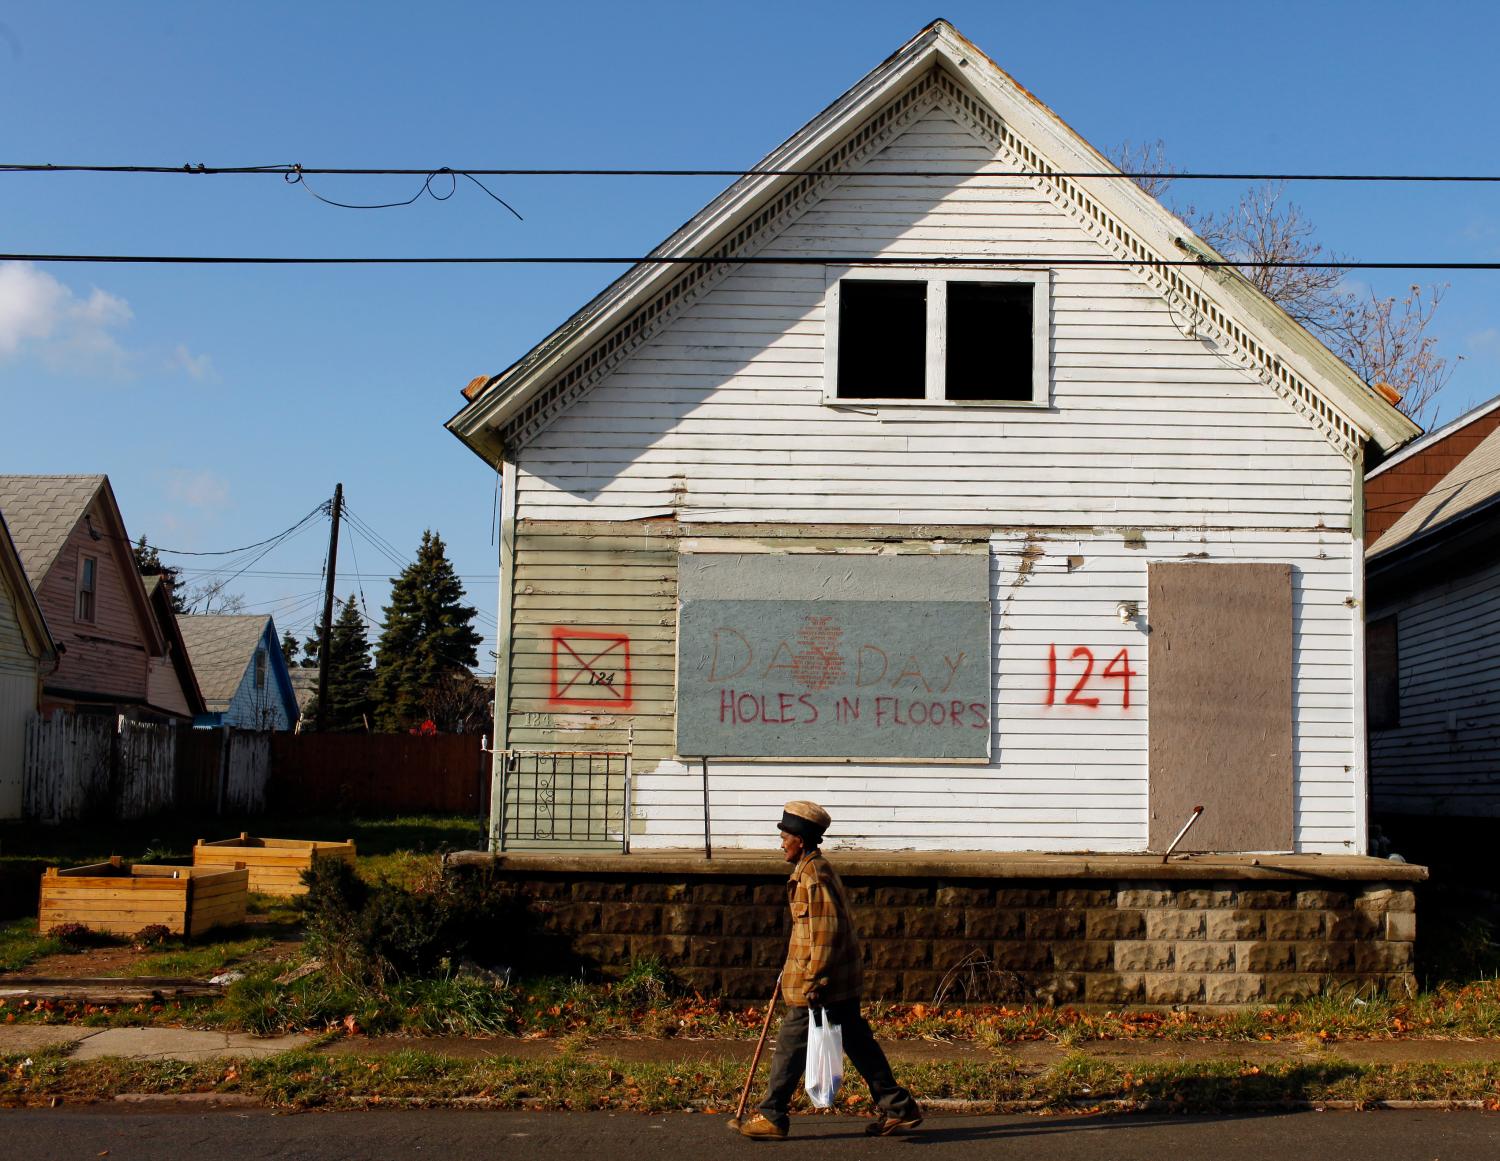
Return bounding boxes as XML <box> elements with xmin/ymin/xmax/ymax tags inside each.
<box><xmin>0</xmin><ymin>511</ymin><xmax>59</xmax><ymax>819</ymax></box>
<box><xmin>448</xmin><ymin>21</ymin><xmax>1418</xmax><ymax>856</ymax></box>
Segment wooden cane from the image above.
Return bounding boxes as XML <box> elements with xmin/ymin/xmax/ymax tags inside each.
<box><xmin>729</xmin><ymin>973</ymin><xmax>782</xmax><ymax>1128</ymax></box>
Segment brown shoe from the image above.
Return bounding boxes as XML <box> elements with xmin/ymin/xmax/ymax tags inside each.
<box><xmin>738</xmin><ymin>1115</ymin><xmax>789</xmax><ymax>1140</ymax></box>
<box><xmin>864</xmin><ymin>1112</ymin><xmax>923</xmax><ymax>1137</ymax></box>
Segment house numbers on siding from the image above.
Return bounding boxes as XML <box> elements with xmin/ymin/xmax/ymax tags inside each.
<box><xmin>1044</xmin><ymin>645</ymin><xmax>1137</xmax><ymax>711</ymax></box>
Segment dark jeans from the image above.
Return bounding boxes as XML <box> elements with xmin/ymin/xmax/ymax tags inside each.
<box><xmin>758</xmin><ymin>1002</ymin><xmax>919</xmax><ymax>1127</ymax></box>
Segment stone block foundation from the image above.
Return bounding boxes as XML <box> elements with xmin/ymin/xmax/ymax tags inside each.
<box><xmin>480</xmin><ymin>850</ymin><xmax>1424</xmax><ymax>1006</ymax></box>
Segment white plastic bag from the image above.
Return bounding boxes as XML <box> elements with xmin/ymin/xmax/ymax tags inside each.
<box><xmin>804</xmin><ymin>1006</ymin><xmax>844</xmax><ymax>1108</ymax></box>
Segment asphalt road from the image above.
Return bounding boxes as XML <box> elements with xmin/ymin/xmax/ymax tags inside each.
<box><xmin>2</xmin><ymin>1107</ymin><xmax>1498</xmax><ymax>1160</ymax></box>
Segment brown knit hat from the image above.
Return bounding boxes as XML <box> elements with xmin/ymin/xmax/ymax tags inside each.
<box><xmin>778</xmin><ymin>799</ymin><xmax>831</xmax><ymax>842</ymax></box>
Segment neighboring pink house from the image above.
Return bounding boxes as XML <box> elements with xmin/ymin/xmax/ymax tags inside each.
<box><xmin>0</xmin><ymin>475</ymin><xmax>177</xmax><ymax>719</ymax></box>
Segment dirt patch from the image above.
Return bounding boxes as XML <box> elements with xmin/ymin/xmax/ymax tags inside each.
<box><xmin>7</xmin><ymin>913</ymin><xmax>300</xmax><ymax>981</ymax></box>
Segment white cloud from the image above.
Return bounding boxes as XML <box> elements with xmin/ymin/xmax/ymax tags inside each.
<box><xmin>166</xmin><ymin>469</ymin><xmax>231</xmax><ymax>513</ymax></box>
<box><xmin>0</xmin><ymin>262</ymin><xmax>214</xmax><ymax>382</ymax></box>
<box><xmin>0</xmin><ymin>261</ymin><xmax>134</xmax><ymax>375</ymax></box>
<box><xmin>171</xmin><ymin>343</ymin><xmax>217</xmax><ymax>382</ymax></box>
<box><xmin>0</xmin><ymin>261</ymin><xmax>67</xmax><ymax>355</ymax></box>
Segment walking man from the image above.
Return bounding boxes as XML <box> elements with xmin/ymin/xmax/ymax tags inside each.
<box><xmin>739</xmin><ymin>800</ymin><xmax>922</xmax><ymax>1140</ymax></box>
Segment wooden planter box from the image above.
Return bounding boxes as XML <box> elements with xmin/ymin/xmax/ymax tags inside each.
<box><xmin>39</xmin><ymin>858</ymin><xmax>248</xmax><ymax>937</ymax></box>
<box><xmin>193</xmin><ymin>834</ymin><xmax>357</xmax><ymax>897</ymax></box>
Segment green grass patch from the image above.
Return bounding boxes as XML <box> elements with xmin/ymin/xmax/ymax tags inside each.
<box><xmin>0</xmin><ymin>918</ymin><xmax>61</xmax><ymax>973</ymax></box>
<box><xmin>126</xmin><ymin>936</ymin><xmax>274</xmax><ymax>978</ymax></box>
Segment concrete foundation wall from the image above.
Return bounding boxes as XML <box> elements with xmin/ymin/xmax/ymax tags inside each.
<box><xmin>496</xmin><ymin>860</ymin><xmax>1417</xmax><ymax>1005</ymax></box>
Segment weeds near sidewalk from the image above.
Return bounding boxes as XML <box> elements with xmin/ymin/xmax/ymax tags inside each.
<box><xmin>4</xmin><ymin>1046</ymin><xmax>1500</xmax><ymax>1112</ymax></box>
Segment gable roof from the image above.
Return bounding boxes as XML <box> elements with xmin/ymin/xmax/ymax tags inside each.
<box><xmin>0</xmin><ymin>510</ymin><xmax>58</xmax><ymax>666</ymax></box>
<box><xmin>447</xmin><ymin>19</ymin><xmax>1419</xmax><ymax>466</ymax></box>
<box><xmin>0</xmin><ymin>474</ymin><xmax>111</xmax><ymax>588</ymax></box>
<box><xmin>177</xmin><ymin>614</ymin><xmax>276</xmax><ymax>708</ymax></box>
<box><xmin>0</xmin><ymin>473</ymin><xmax>164</xmax><ymax>656</ymax></box>
<box><xmin>1368</xmin><ymin>423</ymin><xmax>1500</xmax><ymax>562</ymax></box>
<box><xmin>178</xmin><ymin>613</ymin><xmax>299</xmax><ymax>725</ymax></box>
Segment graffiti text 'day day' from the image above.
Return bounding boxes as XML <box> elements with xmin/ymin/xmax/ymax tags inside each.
<box><xmin>706</xmin><ymin>627</ymin><xmax>969</xmax><ymax>694</ymax></box>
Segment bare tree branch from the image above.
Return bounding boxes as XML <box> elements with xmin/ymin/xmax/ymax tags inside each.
<box><xmin>1108</xmin><ymin>138</ymin><xmax>1178</xmax><ymax>201</ymax></box>
<box><xmin>1107</xmin><ymin>143</ymin><xmax>1455</xmax><ymax>426</ymax></box>
<box><xmin>1328</xmin><ymin>284</ymin><xmax>1459</xmax><ymax>427</ymax></box>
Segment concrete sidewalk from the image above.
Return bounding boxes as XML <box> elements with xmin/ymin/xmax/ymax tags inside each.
<box><xmin>4</xmin><ymin>1024</ymin><xmax>1500</xmax><ymax>1067</ymax></box>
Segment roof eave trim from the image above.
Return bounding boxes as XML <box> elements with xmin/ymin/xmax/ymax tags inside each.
<box><xmin>446</xmin><ymin>25</ymin><xmax>952</xmax><ymax>455</ymax></box>
<box><xmin>932</xmin><ymin>33</ymin><xmax>1419</xmax><ymax>455</ymax></box>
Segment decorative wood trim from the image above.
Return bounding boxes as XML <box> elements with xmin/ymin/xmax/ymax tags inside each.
<box><xmin>501</xmin><ymin>74</ymin><xmax>944</xmax><ymax>450</ymax></box>
<box><xmin>932</xmin><ymin>73</ymin><xmax>1363</xmax><ymax>461</ymax></box>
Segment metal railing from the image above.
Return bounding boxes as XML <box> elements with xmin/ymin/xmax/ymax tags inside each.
<box><xmin>498</xmin><ymin>749</ymin><xmax>631</xmax><ymax>852</ymax></box>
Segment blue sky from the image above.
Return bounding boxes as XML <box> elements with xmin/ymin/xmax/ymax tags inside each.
<box><xmin>3</xmin><ymin>1</ymin><xmax>1498</xmax><ymax>673</ymax></box>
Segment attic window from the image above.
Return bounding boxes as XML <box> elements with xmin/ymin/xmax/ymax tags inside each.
<box><xmin>826</xmin><ymin>267</ymin><xmax>1049</xmax><ymax>406</ymax></box>
<box><xmin>255</xmin><ymin>649</ymin><xmax>267</xmax><ymax>690</ymax></box>
<box><xmin>76</xmin><ymin>553</ymin><xmax>97</xmax><ymax>623</ymax></box>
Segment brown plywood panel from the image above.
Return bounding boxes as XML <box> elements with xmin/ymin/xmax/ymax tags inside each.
<box><xmin>1148</xmin><ymin>562</ymin><xmax>1293</xmax><ymax>852</ymax></box>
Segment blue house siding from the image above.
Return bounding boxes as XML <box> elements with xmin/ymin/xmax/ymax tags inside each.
<box><xmin>194</xmin><ymin>621</ymin><xmax>298</xmax><ymax>731</ymax></box>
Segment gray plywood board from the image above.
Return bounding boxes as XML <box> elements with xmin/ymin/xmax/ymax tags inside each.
<box><xmin>679</xmin><ymin>552</ymin><xmax>992</xmax><ymax>758</ymax></box>
<box><xmin>679</xmin><ymin>552</ymin><xmax>989</xmax><ymax>602</ymax></box>
<box><xmin>1148</xmin><ymin>562</ymin><xmax>1293</xmax><ymax>852</ymax></box>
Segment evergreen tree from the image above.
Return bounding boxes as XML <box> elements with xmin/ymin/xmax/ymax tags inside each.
<box><xmin>133</xmin><ymin>536</ymin><xmax>187</xmax><ymax>615</ymax></box>
<box><xmin>280</xmin><ymin>630</ymin><xmax>300</xmax><ymax>668</ymax></box>
<box><xmin>370</xmin><ymin>532</ymin><xmax>482</xmax><ymax>731</ymax></box>
<box><xmin>302</xmin><ymin>595</ymin><xmax>374</xmax><ymax>732</ymax></box>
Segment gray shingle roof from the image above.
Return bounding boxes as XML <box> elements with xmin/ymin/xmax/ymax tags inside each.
<box><xmin>1370</xmin><ymin>423</ymin><xmax>1500</xmax><ymax>558</ymax></box>
<box><xmin>177</xmin><ymin>614</ymin><xmax>273</xmax><ymax>710</ymax></box>
<box><xmin>288</xmin><ymin>668</ymin><xmax>319</xmax><ymax>712</ymax></box>
<box><xmin>0</xmin><ymin>475</ymin><xmax>107</xmax><ymax>586</ymax></box>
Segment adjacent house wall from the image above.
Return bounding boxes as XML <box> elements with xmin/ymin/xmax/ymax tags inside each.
<box><xmin>1368</xmin><ymin>552</ymin><xmax>1500</xmax><ymax>817</ymax></box>
<box><xmin>146</xmin><ymin>651</ymin><xmax>193</xmax><ymax>717</ymax></box>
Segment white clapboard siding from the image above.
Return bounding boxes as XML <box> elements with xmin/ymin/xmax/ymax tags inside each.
<box><xmin>1369</xmin><ymin>554</ymin><xmax>1500</xmax><ymax>816</ymax></box>
<box><xmin>516</xmin><ymin>101</ymin><xmax>1352</xmax><ymax>527</ymax></box>
<box><xmin>626</xmin><ymin>528</ymin><xmax>1355</xmax><ymax>854</ymax></box>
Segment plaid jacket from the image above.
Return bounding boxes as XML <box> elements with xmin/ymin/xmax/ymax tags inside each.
<box><xmin>781</xmin><ymin>849</ymin><xmax>862</xmax><ymax>1006</ymax></box>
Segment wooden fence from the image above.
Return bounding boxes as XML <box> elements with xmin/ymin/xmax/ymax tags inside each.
<box><xmin>267</xmin><ymin>733</ymin><xmax>488</xmax><ymax>815</ymax></box>
<box><xmin>22</xmin><ymin>714</ymin><xmax>484</xmax><ymax>821</ymax></box>
<box><xmin>23</xmin><ymin>713</ymin><xmax>271</xmax><ymax>823</ymax></box>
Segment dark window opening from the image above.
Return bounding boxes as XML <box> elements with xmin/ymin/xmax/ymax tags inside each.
<box><xmin>836</xmin><ymin>280</ymin><xmax>926</xmax><ymax>399</ymax></box>
<box><xmin>946</xmin><ymin>282</ymin><xmax>1033</xmax><ymax>401</ymax></box>
<box><xmin>1366</xmin><ymin>615</ymin><xmax>1399</xmax><ymax>731</ymax></box>
<box><xmin>76</xmin><ymin>554</ymin><xmax>97</xmax><ymax>623</ymax></box>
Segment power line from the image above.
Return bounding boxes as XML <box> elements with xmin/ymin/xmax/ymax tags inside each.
<box><xmin>136</xmin><ymin>504</ymin><xmax>326</xmax><ymax>557</ymax></box>
<box><xmin>5</xmin><ymin>252</ymin><xmax>1499</xmax><ymax>270</ymax></box>
<box><xmin>4</xmin><ymin>162</ymin><xmax>1500</xmax><ymax>182</ymax></box>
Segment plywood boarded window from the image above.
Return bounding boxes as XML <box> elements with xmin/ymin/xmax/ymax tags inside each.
<box><xmin>1366</xmin><ymin>615</ymin><xmax>1399</xmax><ymax>731</ymax></box>
<box><xmin>1148</xmin><ymin>562</ymin><xmax>1293</xmax><ymax>853</ymax></box>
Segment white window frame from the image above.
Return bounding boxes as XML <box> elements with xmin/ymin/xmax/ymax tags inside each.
<box><xmin>823</xmin><ymin>265</ymin><xmax>1050</xmax><ymax>407</ymax></box>
<box><xmin>254</xmin><ymin>649</ymin><xmax>267</xmax><ymax>690</ymax></box>
<box><xmin>75</xmin><ymin>551</ymin><xmax>97</xmax><ymax>624</ymax></box>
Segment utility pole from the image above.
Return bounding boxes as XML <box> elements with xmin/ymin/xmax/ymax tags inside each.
<box><xmin>315</xmin><ymin>482</ymin><xmax>343</xmax><ymax>733</ymax></box>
